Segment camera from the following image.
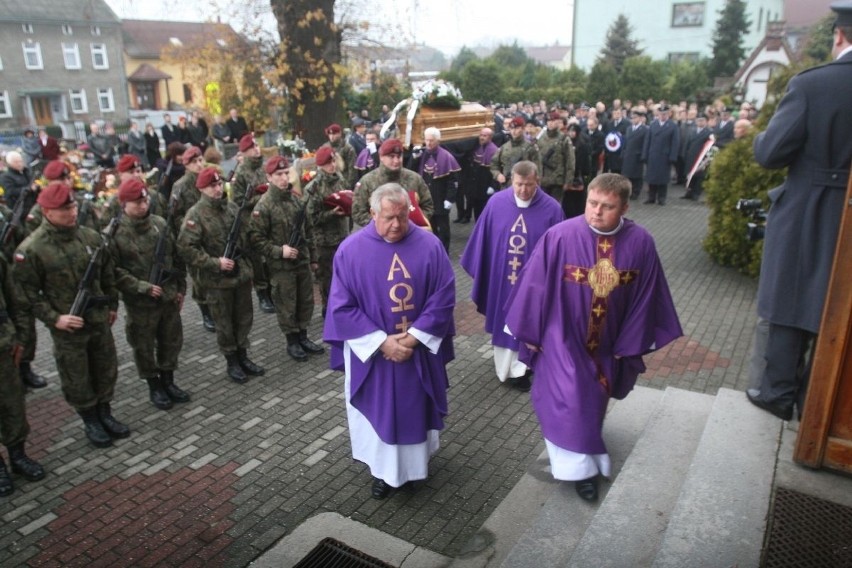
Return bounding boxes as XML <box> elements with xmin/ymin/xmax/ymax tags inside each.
<box><xmin>736</xmin><ymin>198</ymin><xmax>767</xmax><ymax>241</ymax></box>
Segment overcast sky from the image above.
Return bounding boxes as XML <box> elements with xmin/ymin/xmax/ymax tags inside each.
<box><xmin>105</xmin><ymin>0</ymin><xmax>575</xmax><ymax>57</ymax></box>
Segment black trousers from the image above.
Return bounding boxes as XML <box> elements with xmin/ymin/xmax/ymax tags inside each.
<box><xmin>754</xmin><ymin>322</ymin><xmax>814</xmax><ymax>414</ymax></box>
<box><xmin>647</xmin><ymin>184</ymin><xmax>668</xmax><ymax>204</ymax></box>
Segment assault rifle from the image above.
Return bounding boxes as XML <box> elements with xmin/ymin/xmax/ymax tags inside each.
<box><xmin>221</xmin><ymin>179</ymin><xmax>254</xmax><ymax>277</ymax></box>
<box><xmin>288</xmin><ymin>199</ymin><xmax>307</xmax><ymax>250</ymax></box>
<box><xmin>69</xmin><ymin>213</ymin><xmax>121</xmax><ymax>317</ymax></box>
<box><xmin>1</xmin><ymin>185</ymin><xmax>39</xmax><ymax>248</ymax></box>
<box><xmin>148</xmin><ymin>185</ymin><xmax>182</xmax><ymax>289</ymax></box>
<box><xmin>157</xmin><ymin>158</ymin><xmax>174</xmax><ymax>199</ymax></box>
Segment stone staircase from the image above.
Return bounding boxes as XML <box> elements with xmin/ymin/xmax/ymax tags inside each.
<box><xmin>454</xmin><ymin>386</ymin><xmax>784</xmax><ymax>568</ymax></box>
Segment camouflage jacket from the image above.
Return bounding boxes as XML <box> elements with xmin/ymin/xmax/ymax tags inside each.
<box><xmin>249</xmin><ymin>183</ymin><xmax>316</xmax><ymax>271</ymax></box>
<box><xmin>490</xmin><ymin>137</ymin><xmax>541</xmax><ymax>186</ymax></box>
<box><xmin>13</xmin><ymin>222</ymin><xmax>118</xmax><ymax>327</ymax></box>
<box><xmin>351</xmin><ymin>165</ymin><xmax>434</xmax><ymax>227</ymax></box>
<box><xmin>170</xmin><ymin>170</ymin><xmax>201</xmax><ymax>234</ymax></box>
<box><xmin>25</xmin><ymin>196</ymin><xmax>102</xmax><ymax>236</ymax></box>
<box><xmin>99</xmin><ymin>190</ymin><xmax>168</xmax><ymax>231</ymax></box>
<box><xmin>304</xmin><ymin>170</ymin><xmax>349</xmax><ymax>247</ymax></box>
<box><xmin>231</xmin><ymin>157</ymin><xmax>266</xmax><ymax>208</ymax></box>
<box><xmin>177</xmin><ymin>194</ymin><xmax>252</xmax><ymax>289</ymax></box>
<box><xmin>537</xmin><ymin>129</ymin><xmax>576</xmax><ymax>188</ymax></box>
<box><xmin>322</xmin><ymin>140</ymin><xmax>357</xmax><ymax>189</ymax></box>
<box><xmin>110</xmin><ymin>213</ymin><xmax>186</xmax><ymax>307</ymax></box>
<box><xmin>0</xmin><ymin>254</ymin><xmax>30</xmax><ymax>351</ymax></box>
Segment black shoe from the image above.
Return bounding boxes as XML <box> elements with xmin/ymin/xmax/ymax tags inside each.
<box><xmin>200</xmin><ymin>305</ymin><xmax>216</xmax><ymax>333</ymax></box>
<box><xmin>286</xmin><ymin>333</ymin><xmax>308</xmax><ymax>362</ymax></box>
<box><xmin>19</xmin><ymin>362</ymin><xmax>48</xmax><ymax>389</ymax></box>
<box><xmin>225</xmin><ymin>353</ymin><xmax>248</xmax><ymax>383</ymax></box>
<box><xmin>298</xmin><ymin>330</ymin><xmax>325</xmax><ymax>355</ymax></box>
<box><xmin>145</xmin><ymin>376</ymin><xmax>173</xmax><ymax>410</ymax></box>
<box><xmin>237</xmin><ymin>348</ymin><xmax>265</xmax><ymax>376</ymax></box>
<box><xmin>371</xmin><ymin>477</ymin><xmax>391</xmax><ymax>500</ymax></box>
<box><xmin>508</xmin><ymin>372</ymin><xmax>532</xmax><ymax>392</ymax></box>
<box><xmin>575</xmin><ymin>476</ymin><xmax>599</xmax><ymax>501</ymax></box>
<box><xmin>160</xmin><ymin>370</ymin><xmax>190</xmax><ymax>403</ymax></box>
<box><xmin>680</xmin><ymin>194</ymin><xmax>695</xmax><ymax>200</ymax></box>
<box><xmin>257</xmin><ymin>290</ymin><xmax>276</xmax><ymax>314</ymax></box>
<box><xmin>453</xmin><ymin>218</ymin><xmax>464</xmax><ymax>224</ymax></box>
<box><xmin>7</xmin><ymin>443</ymin><xmax>46</xmax><ymax>482</ymax></box>
<box><xmin>460</xmin><ymin>218</ymin><xmax>470</xmax><ymax>224</ymax></box>
<box><xmin>658</xmin><ymin>201</ymin><xmax>666</xmax><ymax>206</ymax></box>
<box><xmin>0</xmin><ymin>457</ymin><xmax>13</xmax><ymax>497</ymax></box>
<box><xmin>78</xmin><ymin>408</ymin><xmax>113</xmax><ymax>448</ymax></box>
<box><xmin>746</xmin><ymin>389</ymin><xmax>793</xmax><ymax>421</ymax></box>
<box><xmin>97</xmin><ymin>403</ymin><xmax>131</xmax><ymax>439</ymax></box>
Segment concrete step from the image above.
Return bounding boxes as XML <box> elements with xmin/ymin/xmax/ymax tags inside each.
<box><xmin>567</xmin><ymin>387</ymin><xmax>715</xmax><ymax>568</ymax></box>
<box><xmin>652</xmin><ymin>387</ymin><xmax>783</xmax><ymax>568</ymax></box>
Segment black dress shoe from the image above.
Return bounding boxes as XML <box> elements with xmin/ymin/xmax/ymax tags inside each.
<box><xmin>371</xmin><ymin>477</ymin><xmax>391</xmax><ymax>500</ymax></box>
<box><xmin>508</xmin><ymin>373</ymin><xmax>531</xmax><ymax>392</ymax></box>
<box><xmin>20</xmin><ymin>362</ymin><xmax>48</xmax><ymax>389</ymax></box>
<box><xmin>746</xmin><ymin>389</ymin><xmax>793</xmax><ymax>421</ymax></box>
<box><xmin>575</xmin><ymin>476</ymin><xmax>599</xmax><ymax>501</ymax></box>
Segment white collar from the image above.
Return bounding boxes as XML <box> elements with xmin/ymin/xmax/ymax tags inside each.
<box><xmin>588</xmin><ymin>216</ymin><xmax>625</xmax><ymax>236</ymax></box>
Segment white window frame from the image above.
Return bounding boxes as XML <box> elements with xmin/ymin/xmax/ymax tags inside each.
<box><xmin>69</xmin><ymin>89</ymin><xmax>87</xmax><ymax>113</ymax></box>
<box><xmin>91</xmin><ymin>26</ymin><xmax>101</xmax><ymax>36</ymax></box>
<box><xmin>97</xmin><ymin>87</ymin><xmax>114</xmax><ymax>112</ymax></box>
<box><xmin>91</xmin><ymin>43</ymin><xmax>109</xmax><ymax>69</ymax></box>
<box><xmin>22</xmin><ymin>23</ymin><xmax>33</xmax><ymax>34</ymax></box>
<box><xmin>63</xmin><ymin>43</ymin><xmax>81</xmax><ymax>70</ymax></box>
<box><xmin>22</xmin><ymin>42</ymin><xmax>43</xmax><ymax>70</ymax></box>
<box><xmin>0</xmin><ymin>91</ymin><xmax>12</xmax><ymax>118</ymax></box>
<box><xmin>62</xmin><ymin>24</ymin><xmax>73</xmax><ymax>35</ymax></box>
<box><xmin>0</xmin><ymin>56</ymin><xmax>4</xmax><ymax>71</ymax></box>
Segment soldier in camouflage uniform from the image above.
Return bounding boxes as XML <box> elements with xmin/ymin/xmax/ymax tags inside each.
<box><xmin>250</xmin><ymin>156</ymin><xmax>324</xmax><ymax>362</ymax></box>
<box><xmin>490</xmin><ymin>116</ymin><xmax>541</xmax><ymax>188</ymax></box>
<box><xmin>304</xmin><ymin>146</ymin><xmax>349</xmax><ymax>318</ymax></box>
<box><xmin>177</xmin><ymin>167</ymin><xmax>265</xmax><ymax>383</ymax></box>
<box><xmin>13</xmin><ymin>182</ymin><xmax>129</xmax><ymax>449</ymax></box>
<box><xmin>25</xmin><ymin>160</ymin><xmax>100</xmax><ymax>237</ymax></box>
<box><xmin>351</xmin><ymin>139</ymin><xmax>434</xmax><ymax>227</ymax></box>
<box><xmin>170</xmin><ymin>146</ymin><xmax>217</xmax><ymax>332</ymax></box>
<box><xmin>321</xmin><ymin>123</ymin><xmax>356</xmax><ymax>189</ymax></box>
<box><xmin>110</xmin><ymin>179</ymin><xmax>190</xmax><ymax>411</ymax></box>
<box><xmin>99</xmin><ymin>155</ymin><xmax>168</xmax><ymax>229</ymax></box>
<box><xmin>232</xmin><ymin>134</ymin><xmax>274</xmax><ymax>314</ymax></box>
<box><xmin>0</xmin><ymin>252</ymin><xmax>46</xmax><ymax>496</ymax></box>
<box><xmin>537</xmin><ymin>111</ymin><xmax>576</xmax><ymax>206</ymax></box>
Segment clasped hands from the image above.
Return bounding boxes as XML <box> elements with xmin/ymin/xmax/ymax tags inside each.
<box><xmin>380</xmin><ymin>332</ymin><xmax>419</xmax><ymax>362</ymax></box>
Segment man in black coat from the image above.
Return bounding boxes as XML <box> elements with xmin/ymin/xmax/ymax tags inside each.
<box><xmin>714</xmin><ymin>108</ymin><xmax>735</xmax><ymax>148</ymax></box>
<box><xmin>160</xmin><ymin>114</ymin><xmax>180</xmax><ymax>147</ymax></box>
<box><xmin>681</xmin><ymin>115</ymin><xmax>713</xmax><ymax>200</ymax></box>
<box><xmin>620</xmin><ymin>107</ymin><xmax>648</xmax><ymax>201</ymax></box>
<box><xmin>746</xmin><ymin>1</ymin><xmax>852</xmax><ymax>421</ymax></box>
<box><xmin>227</xmin><ymin>108</ymin><xmax>249</xmax><ymax>142</ymax></box>
<box><xmin>603</xmin><ymin>108</ymin><xmax>629</xmax><ymax>174</ymax></box>
<box><xmin>641</xmin><ymin>104</ymin><xmax>679</xmax><ymax>205</ymax></box>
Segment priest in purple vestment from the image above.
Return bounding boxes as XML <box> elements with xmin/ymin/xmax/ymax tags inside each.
<box><xmin>505</xmin><ymin>173</ymin><xmax>682</xmax><ymax>501</ymax></box>
<box><xmin>323</xmin><ymin>183</ymin><xmax>455</xmax><ymax>500</ymax></box>
<box><xmin>460</xmin><ymin>161</ymin><xmax>563</xmax><ymax>391</ymax></box>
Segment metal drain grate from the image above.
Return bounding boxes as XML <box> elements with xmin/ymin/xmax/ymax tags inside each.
<box><xmin>293</xmin><ymin>537</ymin><xmax>397</xmax><ymax>568</ymax></box>
<box><xmin>764</xmin><ymin>487</ymin><xmax>852</xmax><ymax>568</ymax></box>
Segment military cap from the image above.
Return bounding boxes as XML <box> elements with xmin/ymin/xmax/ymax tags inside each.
<box><xmin>509</xmin><ymin>116</ymin><xmax>526</xmax><ymax>128</ymax></box>
<box><xmin>315</xmin><ymin>146</ymin><xmax>334</xmax><ymax>166</ymax></box>
<box><xmin>183</xmin><ymin>145</ymin><xmax>202</xmax><ymax>162</ymax></box>
<box><xmin>43</xmin><ymin>160</ymin><xmax>70</xmax><ymax>180</ymax></box>
<box><xmin>325</xmin><ymin>123</ymin><xmax>342</xmax><ymax>135</ymax></box>
<box><xmin>379</xmin><ymin>139</ymin><xmax>403</xmax><ymax>156</ymax></box>
<box><xmin>37</xmin><ymin>181</ymin><xmax>75</xmax><ymax>209</ymax></box>
<box><xmin>118</xmin><ymin>178</ymin><xmax>148</xmax><ymax>205</ymax></box>
<box><xmin>832</xmin><ymin>1</ymin><xmax>852</xmax><ymax>26</ymax></box>
<box><xmin>265</xmin><ymin>155</ymin><xmax>290</xmax><ymax>174</ymax></box>
<box><xmin>658</xmin><ymin>103</ymin><xmax>671</xmax><ymax>112</ymax></box>
<box><xmin>238</xmin><ymin>134</ymin><xmax>257</xmax><ymax>153</ymax></box>
<box><xmin>352</xmin><ymin>117</ymin><xmax>366</xmax><ymax>128</ymax></box>
<box><xmin>548</xmin><ymin>111</ymin><xmax>562</xmax><ymax>121</ymax></box>
<box><xmin>196</xmin><ymin>167</ymin><xmax>223</xmax><ymax>189</ymax></box>
<box><xmin>117</xmin><ymin>154</ymin><xmax>143</xmax><ymax>173</ymax></box>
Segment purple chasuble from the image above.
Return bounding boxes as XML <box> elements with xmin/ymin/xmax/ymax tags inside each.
<box><xmin>505</xmin><ymin>216</ymin><xmax>682</xmax><ymax>454</ymax></box>
<box><xmin>418</xmin><ymin>146</ymin><xmax>460</xmax><ymax>179</ymax></box>
<box><xmin>355</xmin><ymin>147</ymin><xmax>376</xmax><ymax>171</ymax></box>
<box><xmin>474</xmin><ymin>142</ymin><xmax>498</xmax><ymax>167</ymax></box>
<box><xmin>460</xmin><ymin>188</ymin><xmax>563</xmax><ymax>349</ymax></box>
<box><xmin>323</xmin><ymin>223</ymin><xmax>456</xmax><ymax>445</ymax></box>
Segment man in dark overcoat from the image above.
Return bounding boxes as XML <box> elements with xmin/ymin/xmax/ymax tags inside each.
<box><xmin>641</xmin><ymin>104</ymin><xmax>679</xmax><ymax>206</ymax></box>
<box><xmin>621</xmin><ymin>107</ymin><xmax>648</xmax><ymax>201</ymax></box>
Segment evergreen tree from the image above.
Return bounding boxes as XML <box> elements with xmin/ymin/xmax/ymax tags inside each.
<box><xmin>597</xmin><ymin>14</ymin><xmax>642</xmax><ymax>73</ymax></box>
<box><xmin>586</xmin><ymin>61</ymin><xmax>620</xmax><ymax>103</ymax></box>
<box><xmin>802</xmin><ymin>13</ymin><xmax>835</xmax><ymax>63</ymax></box>
<box><xmin>709</xmin><ymin>0</ymin><xmax>751</xmax><ymax>78</ymax></box>
<box><xmin>450</xmin><ymin>46</ymin><xmax>479</xmax><ymax>73</ymax></box>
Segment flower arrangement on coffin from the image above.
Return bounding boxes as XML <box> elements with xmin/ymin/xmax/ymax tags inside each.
<box><xmin>277</xmin><ymin>134</ymin><xmax>307</xmax><ymax>159</ymax></box>
<box><xmin>412</xmin><ymin>79</ymin><xmax>463</xmax><ymax>110</ymax></box>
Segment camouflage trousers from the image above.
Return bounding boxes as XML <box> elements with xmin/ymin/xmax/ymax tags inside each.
<box><xmin>191</xmin><ymin>279</ymin><xmax>208</xmax><ymax>308</ymax></box>
<box><xmin>50</xmin><ymin>323</ymin><xmax>118</xmax><ymax>411</ymax></box>
<box><xmin>249</xmin><ymin>250</ymin><xmax>269</xmax><ymax>292</ymax></box>
<box><xmin>314</xmin><ymin>245</ymin><xmax>339</xmax><ymax>309</ymax></box>
<box><xmin>21</xmin><ymin>312</ymin><xmax>36</xmax><ymax>363</ymax></box>
<box><xmin>270</xmin><ymin>265</ymin><xmax>314</xmax><ymax>334</ymax></box>
<box><xmin>0</xmin><ymin>350</ymin><xmax>29</xmax><ymax>447</ymax></box>
<box><xmin>207</xmin><ymin>279</ymin><xmax>254</xmax><ymax>355</ymax></box>
<box><xmin>124</xmin><ymin>301</ymin><xmax>183</xmax><ymax>380</ymax></box>
<box><xmin>542</xmin><ymin>184</ymin><xmax>565</xmax><ymax>208</ymax></box>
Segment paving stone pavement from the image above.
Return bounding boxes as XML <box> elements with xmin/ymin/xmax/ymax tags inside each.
<box><xmin>0</xmin><ymin>188</ymin><xmax>758</xmax><ymax>566</ymax></box>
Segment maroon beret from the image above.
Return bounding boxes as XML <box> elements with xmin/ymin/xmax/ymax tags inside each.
<box><xmin>117</xmin><ymin>154</ymin><xmax>143</xmax><ymax>173</ymax></box>
<box><xmin>510</xmin><ymin>116</ymin><xmax>525</xmax><ymax>128</ymax></box>
<box><xmin>264</xmin><ymin>155</ymin><xmax>290</xmax><ymax>175</ymax></box>
<box><xmin>325</xmin><ymin>123</ymin><xmax>342</xmax><ymax>135</ymax></box>
<box><xmin>196</xmin><ymin>167</ymin><xmax>223</xmax><ymax>189</ymax></box>
<box><xmin>37</xmin><ymin>181</ymin><xmax>75</xmax><ymax>209</ymax></box>
<box><xmin>43</xmin><ymin>160</ymin><xmax>70</xmax><ymax>181</ymax></box>
<box><xmin>549</xmin><ymin>111</ymin><xmax>561</xmax><ymax>121</ymax></box>
<box><xmin>238</xmin><ymin>134</ymin><xmax>257</xmax><ymax>153</ymax></box>
<box><xmin>315</xmin><ymin>146</ymin><xmax>334</xmax><ymax>166</ymax></box>
<box><xmin>379</xmin><ymin>138</ymin><xmax>403</xmax><ymax>156</ymax></box>
<box><xmin>183</xmin><ymin>145</ymin><xmax>202</xmax><ymax>162</ymax></box>
<box><xmin>118</xmin><ymin>178</ymin><xmax>148</xmax><ymax>205</ymax></box>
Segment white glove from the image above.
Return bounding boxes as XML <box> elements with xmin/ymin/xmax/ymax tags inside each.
<box><xmin>486</xmin><ymin>187</ymin><xmax>495</xmax><ymax>195</ymax></box>
<box><xmin>443</xmin><ymin>200</ymin><xmax>452</xmax><ymax>210</ymax></box>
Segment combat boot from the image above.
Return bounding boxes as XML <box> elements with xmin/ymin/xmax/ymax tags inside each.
<box><xmin>286</xmin><ymin>333</ymin><xmax>308</xmax><ymax>362</ymax></box>
<box><xmin>200</xmin><ymin>305</ymin><xmax>216</xmax><ymax>333</ymax></box>
<box><xmin>298</xmin><ymin>329</ymin><xmax>325</xmax><ymax>355</ymax></box>
<box><xmin>7</xmin><ymin>443</ymin><xmax>46</xmax><ymax>481</ymax></box>
<box><xmin>19</xmin><ymin>362</ymin><xmax>47</xmax><ymax>389</ymax></box>
<box><xmin>237</xmin><ymin>348</ymin><xmax>265</xmax><ymax>376</ymax></box>
<box><xmin>160</xmin><ymin>370</ymin><xmax>190</xmax><ymax>403</ymax></box>
<box><xmin>225</xmin><ymin>353</ymin><xmax>248</xmax><ymax>383</ymax></box>
<box><xmin>97</xmin><ymin>403</ymin><xmax>131</xmax><ymax>439</ymax></box>
<box><xmin>0</xmin><ymin>456</ymin><xmax>13</xmax><ymax>497</ymax></box>
<box><xmin>257</xmin><ymin>289</ymin><xmax>276</xmax><ymax>314</ymax></box>
<box><xmin>78</xmin><ymin>408</ymin><xmax>113</xmax><ymax>448</ymax></box>
<box><xmin>145</xmin><ymin>376</ymin><xmax>172</xmax><ymax>410</ymax></box>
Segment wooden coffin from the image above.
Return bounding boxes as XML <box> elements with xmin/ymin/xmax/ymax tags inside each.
<box><xmin>397</xmin><ymin>102</ymin><xmax>493</xmax><ymax>146</ymax></box>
